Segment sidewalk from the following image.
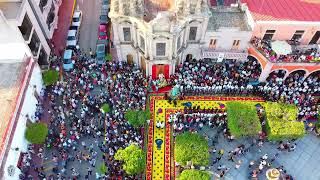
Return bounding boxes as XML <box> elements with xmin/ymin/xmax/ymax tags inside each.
<box><xmin>52</xmin><ymin>0</ymin><xmax>77</xmax><ymax>56</ymax></box>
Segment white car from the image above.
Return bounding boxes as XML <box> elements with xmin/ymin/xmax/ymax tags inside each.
<box><xmin>66</xmin><ymin>30</ymin><xmax>77</xmax><ymax>48</ymax></box>
<box><xmin>72</xmin><ymin>10</ymin><xmax>82</xmax><ymax>27</ymax></box>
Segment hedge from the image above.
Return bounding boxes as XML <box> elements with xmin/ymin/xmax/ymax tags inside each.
<box><xmin>175</xmin><ymin>132</ymin><xmax>209</xmax><ymax>166</ymax></box>
<box><xmin>42</xmin><ymin>70</ymin><xmax>59</xmax><ymax>86</ymax></box>
<box><xmin>265</xmin><ymin>102</ymin><xmax>305</xmax><ymax>141</ymax></box>
<box><xmin>226</xmin><ymin>101</ymin><xmax>262</xmax><ymax>138</ymax></box>
<box><xmin>178</xmin><ymin>169</ymin><xmax>211</xmax><ymax>180</ymax></box>
<box><xmin>25</xmin><ymin>122</ymin><xmax>48</xmax><ymax>144</ymax></box>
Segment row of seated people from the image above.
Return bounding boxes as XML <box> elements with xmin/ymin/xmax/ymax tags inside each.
<box><xmin>183</xmin><ymin>106</ymin><xmax>226</xmax><ymax>114</ymax></box>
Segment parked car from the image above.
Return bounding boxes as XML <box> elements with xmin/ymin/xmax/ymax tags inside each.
<box><xmin>72</xmin><ymin>10</ymin><xmax>82</xmax><ymax>28</ymax></box>
<box><xmin>99</xmin><ymin>15</ymin><xmax>109</xmax><ymax>25</ymax></box>
<box><xmin>102</xmin><ymin>0</ymin><xmax>109</xmax><ymax>6</ymax></box>
<box><xmin>98</xmin><ymin>24</ymin><xmax>108</xmax><ymax>40</ymax></box>
<box><xmin>96</xmin><ymin>43</ymin><xmax>106</xmax><ymax>65</ymax></box>
<box><xmin>66</xmin><ymin>30</ymin><xmax>77</xmax><ymax>49</ymax></box>
<box><xmin>63</xmin><ymin>49</ymin><xmax>74</xmax><ymax>71</ymax></box>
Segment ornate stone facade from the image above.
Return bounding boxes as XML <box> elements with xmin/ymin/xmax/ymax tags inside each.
<box><xmin>109</xmin><ymin>0</ymin><xmax>211</xmax><ymax>78</ymax></box>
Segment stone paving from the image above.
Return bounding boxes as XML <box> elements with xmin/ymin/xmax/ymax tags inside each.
<box><xmin>198</xmin><ymin>126</ymin><xmax>320</xmax><ymax>180</ymax></box>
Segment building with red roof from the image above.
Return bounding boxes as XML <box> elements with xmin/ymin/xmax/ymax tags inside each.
<box><xmin>242</xmin><ymin>0</ymin><xmax>320</xmax><ymax>44</ymax></box>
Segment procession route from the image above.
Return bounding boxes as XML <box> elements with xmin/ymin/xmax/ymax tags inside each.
<box><xmin>146</xmin><ymin>96</ymin><xmax>264</xmax><ymax>180</ymax></box>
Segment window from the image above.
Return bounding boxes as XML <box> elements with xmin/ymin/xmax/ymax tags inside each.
<box><xmin>19</xmin><ymin>14</ymin><xmax>33</xmax><ymax>41</ymax></box>
<box><xmin>123</xmin><ymin>27</ymin><xmax>131</xmax><ymax>41</ymax></box>
<box><xmin>28</xmin><ymin>32</ymin><xmax>40</xmax><ymax>56</ymax></box>
<box><xmin>156</xmin><ymin>43</ymin><xmax>166</xmax><ymax>56</ymax></box>
<box><xmin>263</xmin><ymin>30</ymin><xmax>276</xmax><ymax>40</ymax></box>
<box><xmin>291</xmin><ymin>30</ymin><xmax>304</xmax><ymax>41</ymax></box>
<box><xmin>232</xmin><ymin>40</ymin><xmax>240</xmax><ymax>49</ymax></box>
<box><xmin>140</xmin><ymin>36</ymin><xmax>145</xmax><ymax>52</ymax></box>
<box><xmin>177</xmin><ymin>36</ymin><xmax>181</xmax><ymax>50</ymax></box>
<box><xmin>209</xmin><ymin>39</ymin><xmax>217</xmax><ymax>49</ymax></box>
<box><xmin>189</xmin><ymin>27</ymin><xmax>197</xmax><ymax>41</ymax></box>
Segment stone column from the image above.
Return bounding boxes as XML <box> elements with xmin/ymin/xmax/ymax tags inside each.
<box><xmin>258</xmin><ymin>62</ymin><xmax>273</xmax><ymax>82</ymax></box>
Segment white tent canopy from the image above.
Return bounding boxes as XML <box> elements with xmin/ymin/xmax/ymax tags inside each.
<box><xmin>271</xmin><ymin>40</ymin><xmax>292</xmax><ymax>55</ymax></box>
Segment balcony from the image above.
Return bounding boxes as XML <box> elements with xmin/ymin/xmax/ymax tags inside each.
<box><xmin>201</xmin><ymin>48</ymin><xmax>248</xmax><ymax>60</ymax></box>
<box><xmin>251</xmin><ymin>37</ymin><xmax>320</xmax><ymax>63</ymax></box>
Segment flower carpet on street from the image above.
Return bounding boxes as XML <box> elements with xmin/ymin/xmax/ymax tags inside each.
<box><xmin>146</xmin><ymin>96</ymin><xmax>264</xmax><ymax>179</ymax></box>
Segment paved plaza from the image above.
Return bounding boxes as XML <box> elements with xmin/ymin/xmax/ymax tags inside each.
<box><xmin>198</xmin><ymin>126</ymin><xmax>320</xmax><ymax>180</ymax></box>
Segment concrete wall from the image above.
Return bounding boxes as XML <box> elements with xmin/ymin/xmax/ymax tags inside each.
<box><xmin>16</xmin><ymin>0</ymin><xmax>51</xmax><ymax>61</ymax></box>
<box><xmin>204</xmin><ymin>28</ymin><xmax>252</xmax><ymax>51</ymax></box>
<box><xmin>252</xmin><ymin>22</ymin><xmax>320</xmax><ymax>45</ymax></box>
<box><xmin>3</xmin><ymin>61</ymin><xmax>43</xmax><ymax>180</ymax></box>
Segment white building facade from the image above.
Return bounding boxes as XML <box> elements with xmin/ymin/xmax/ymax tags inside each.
<box><xmin>109</xmin><ymin>0</ymin><xmax>252</xmax><ymax>78</ymax></box>
<box><xmin>0</xmin><ymin>0</ymin><xmax>62</xmax><ymax>68</ymax></box>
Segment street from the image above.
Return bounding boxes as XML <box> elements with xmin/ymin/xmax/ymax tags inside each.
<box><xmin>76</xmin><ymin>0</ymin><xmax>101</xmax><ymax>53</ymax></box>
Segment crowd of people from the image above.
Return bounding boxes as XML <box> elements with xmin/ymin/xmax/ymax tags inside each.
<box><xmin>20</xmin><ymin>48</ymin><xmax>151</xmax><ymax>179</ymax></box>
<box><xmin>171</xmin><ymin>58</ymin><xmax>319</xmax><ymax>121</ymax></box>
<box><xmin>251</xmin><ymin>37</ymin><xmax>320</xmax><ymax>63</ymax></box>
<box><xmin>18</xmin><ymin>46</ymin><xmax>319</xmax><ymax>179</ymax></box>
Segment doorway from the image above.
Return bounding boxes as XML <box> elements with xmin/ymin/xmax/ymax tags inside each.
<box><xmin>309</xmin><ymin>31</ymin><xmax>320</xmax><ymax>44</ymax></box>
<box><xmin>186</xmin><ymin>54</ymin><xmax>192</xmax><ymax>61</ymax></box>
<box><xmin>140</xmin><ymin>56</ymin><xmax>146</xmax><ymax>74</ymax></box>
<box><xmin>152</xmin><ymin>64</ymin><xmax>170</xmax><ymax>79</ymax></box>
<box><xmin>126</xmin><ymin>54</ymin><xmax>133</xmax><ymax>65</ymax></box>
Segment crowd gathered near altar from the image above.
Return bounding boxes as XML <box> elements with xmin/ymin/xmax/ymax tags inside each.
<box><xmin>19</xmin><ymin>47</ymin><xmax>318</xmax><ymax>179</ymax></box>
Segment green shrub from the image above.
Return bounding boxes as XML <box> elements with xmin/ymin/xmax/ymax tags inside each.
<box><xmin>114</xmin><ymin>144</ymin><xmax>145</xmax><ymax>175</ymax></box>
<box><xmin>101</xmin><ymin>103</ymin><xmax>110</xmax><ymax>113</ymax></box>
<box><xmin>226</xmin><ymin>102</ymin><xmax>262</xmax><ymax>138</ymax></box>
<box><xmin>265</xmin><ymin>102</ymin><xmax>305</xmax><ymax>141</ymax></box>
<box><xmin>25</xmin><ymin>122</ymin><xmax>48</xmax><ymax>144</ymax></box>
<box><xmin>105</xmin><ymin>54</ymin><xmax>112</xmax><ymax>61</ymax></box>
<box><xmin>99</xmin><ymin>163</ymin><xmax>107</xmax><ymax>174</ymax></box>
<box><xmin>42</xmin><ymin>70</ymin><xmax>59</xmax><ymax>86</ymax></box>
<box><xmin>175</xmin><ymin>132</ymin><xmax>209</xmax><ymax>166</ymax></box>
<box><xmin>179</xmin><ymin>169</ymin><xmax>211</xmax><ymax>180</ymax></box>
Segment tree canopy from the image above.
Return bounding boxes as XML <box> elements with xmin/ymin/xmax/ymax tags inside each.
<box><xmin>42</xmin><ymin>70</ymin><xmax>59</xmax><ymax>86</ymax></box>
<box><xmin>25</xmin><ymin>122</ymin><xmax>48</xmax><ymax>144</ymax></box>
<box><xmin>226</xmin><ymin>101</ymin><xmax>262</xmax><ymax>137</ymax></box>
<box><xmin>178</xmin><ymin>169</ymin><xmax>211</xmax><ymax>180</ymax></box>
<box><xmin>114</xmin><ymin>144</ymin><xmax>145</xmax><ymax>175</ymax></box>
<box><xmin>175</xmin><ymin>132</ymin><xmax>209</xmax><ymax>166</ymax></box>
<box><xmin>124</xmin><ymin>109</ymin><xmax>150</xmax><ymax>128</ymax></box>
<box><xmin>100</xmin><ymin>103</ymin><xmax>110</xmax><ymax>113</ymax></box>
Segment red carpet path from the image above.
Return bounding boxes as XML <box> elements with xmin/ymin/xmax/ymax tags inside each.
<box><xmin>52</xmin><ymin>0</ymin><xmax>76</xmax><ymax>56</ymax></box>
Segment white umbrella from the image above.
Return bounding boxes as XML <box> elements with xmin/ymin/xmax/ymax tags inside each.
<box><xmin>271</xmin><ymin>40</ymin><xmax>292</xmax><ymax>55</ymax></box>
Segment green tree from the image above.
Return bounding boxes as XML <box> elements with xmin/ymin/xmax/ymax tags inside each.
<box><xmin>100</xmin><ymin>103</ymin><xmax>110</xmax><ymax>113</ymax></box>
<box><xmin>114</xmin><ymin>144</ymin><xmax>145</xmax><ymax>175</ymax></box>
<box><xmin>179</xmin><ymin>170</ymin><xmax>211</xmax><ymax>180</ymax></box>
<box><xmin>25</xmin><ymin>122</ymin><xmax>48</xmax><ymax>144</ymax></box>
<box><xmin>124</xmin><ymin>110</ymin><xmax>150</xmax><ymax>128</ymax></box>
<box><xmin>42</xmin><ymin>70</ymin><xmax>59</xmax><ymax>86</ymax></box>
<box><xmin>175</xmin><ymin>132</ymin><xmax>209</xmax><ymax>166</ymax></box>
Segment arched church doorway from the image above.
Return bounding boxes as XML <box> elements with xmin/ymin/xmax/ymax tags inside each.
<box><xmin>127</xmin><ymin>54</ymin><xmax>134</xmax><ymax>65</ymax></box>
